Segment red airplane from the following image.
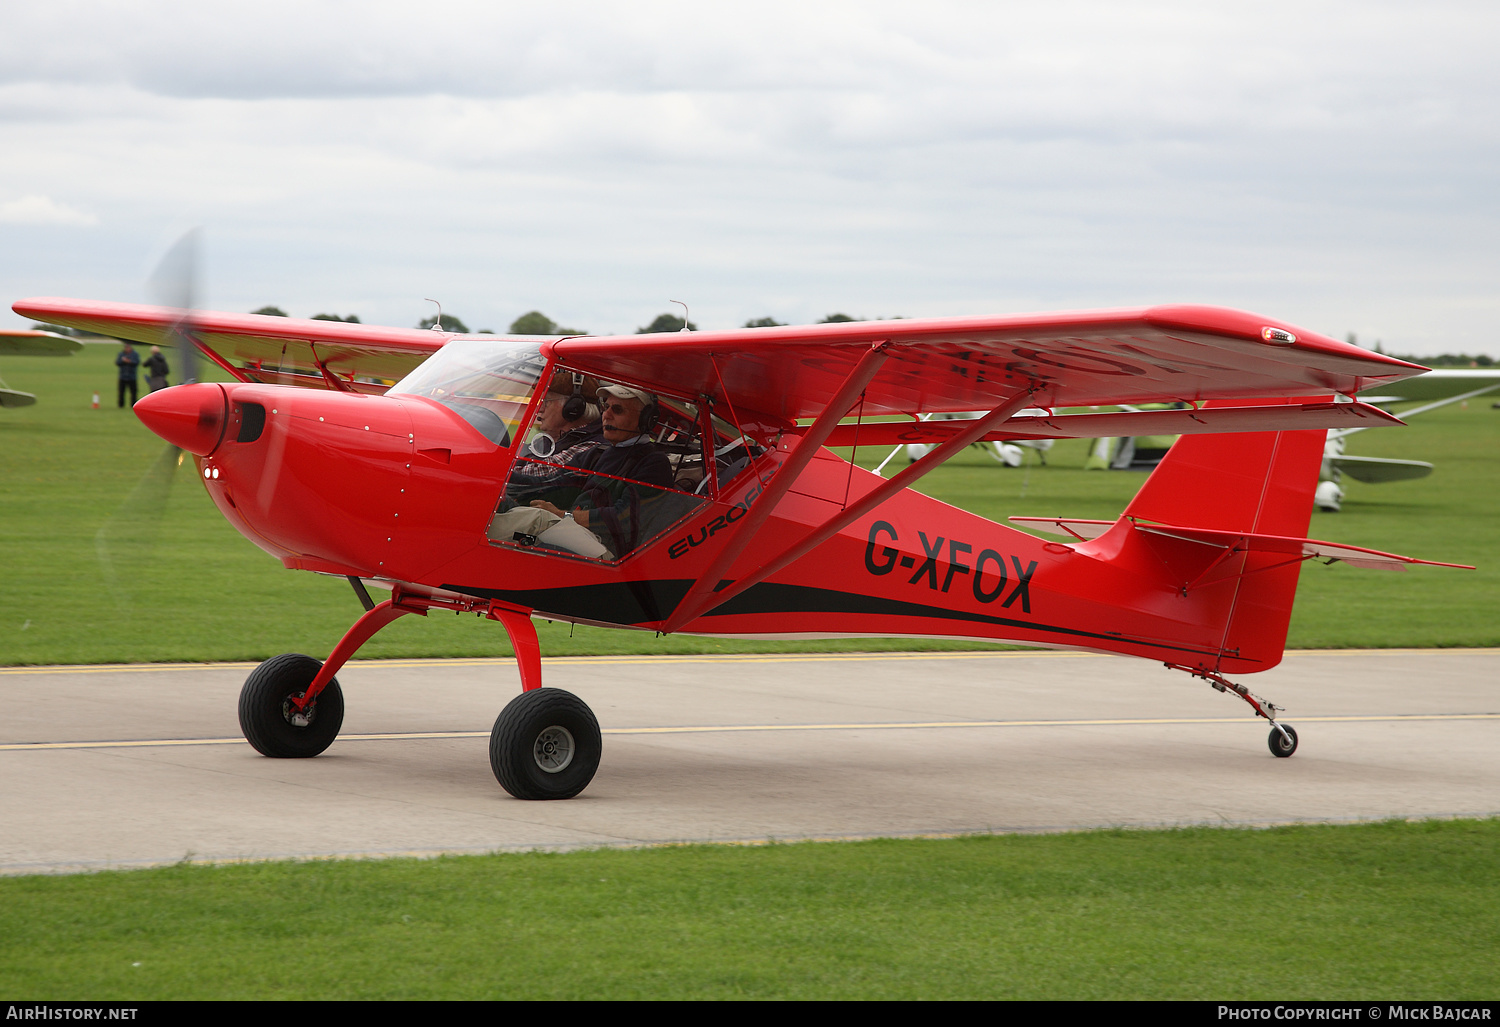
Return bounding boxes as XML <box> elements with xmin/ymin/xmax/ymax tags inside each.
<box><xmin>14</xmin><ymin>297</ymin><xmax>1472</xmax><ymax>799</ymax></box>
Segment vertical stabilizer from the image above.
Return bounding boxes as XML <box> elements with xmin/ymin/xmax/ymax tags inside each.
<box><xmin>1119</xmin><ymin>398</ymin><xmax>1327</xmax><ymax>673</ymax></box>
<box><xmin>1123</xmin><ymin>398</ymin><xmax>1324</xmax><ymax>538</ymax></box>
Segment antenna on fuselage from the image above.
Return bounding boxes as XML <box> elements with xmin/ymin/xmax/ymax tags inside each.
<box><xmin>670</xmin><ymin>299</ymin><xmax>692</xmax><ymax>332</ymax></box>
<box><xmin>424</xmin><ymin>298</ymin><xmax>445</xmax><ymax>333</ymax></box>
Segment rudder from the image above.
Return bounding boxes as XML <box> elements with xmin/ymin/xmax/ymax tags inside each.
<box><xmin>1120</xmin><ymin>397</ymin><xmax>1328</xmax><ymax>673</ymax></box>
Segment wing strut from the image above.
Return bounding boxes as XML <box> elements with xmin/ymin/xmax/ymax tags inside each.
<box><xmin>663</xmin><ymin>340</ymin><xmax>894</xmax><ymax>630</ymax></box>
<box><xmin>186</xmin><ymin>333</ymin><xmax>253</xmax><ymax>384</ymax></box>
<box><xmin>663</xmin><ymin>384</ymin><xmax>1038</xmax><ymax>632</ymax></box>
<box><xmin>309</xmin><ymin>342</ymin><xmax>355</xmax><ymax>393</ymax></box>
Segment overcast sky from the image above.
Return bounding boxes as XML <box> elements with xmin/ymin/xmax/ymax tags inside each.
<box><xmin>3</xmin><ymin>0</ymin><xmax>1497</xmax><ymax>354</ymax></box>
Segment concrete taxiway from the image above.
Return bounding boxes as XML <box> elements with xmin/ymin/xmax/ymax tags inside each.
<box><xmin>2</xmin><ymin>648</ymin><xmax>1496</xmax><ymax>874</ymax></box>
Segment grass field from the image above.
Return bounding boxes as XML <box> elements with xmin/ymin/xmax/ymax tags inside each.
<box><xmin>1</xmin><ymin>819</ymin><xmax>1496</xmax><ymax>1000</ymax></box>
<box><xmin>2</xmin><ymin>342</ymin><xmax>1495</xmax><ymax>665</ymax></box>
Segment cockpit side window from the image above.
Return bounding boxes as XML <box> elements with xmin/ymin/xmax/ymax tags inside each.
<box><xmin>699</xmin><ymin>409</ymin><xmax>768</xmax><ymax>498</ymax></box>
<box><xmin>483</xmin><ymin>367</ymin><xmax>780</xmax><ymax>564</ymax></box>
<box><xmin>487</xmin><ymin>369</ymin><xmax>716</xmax><ymax>562</ymax></box>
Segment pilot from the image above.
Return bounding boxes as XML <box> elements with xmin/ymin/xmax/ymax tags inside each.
<box><xmin>489</xmin><ymin>383</ymin><xmax>672</xmax><ymax>559</ymax></box>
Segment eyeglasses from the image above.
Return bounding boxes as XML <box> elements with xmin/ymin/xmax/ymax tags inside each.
<box><xmin>603</xmin><ymin>402</ymin><xmax>634</xmax><ymax>415</ymax></box>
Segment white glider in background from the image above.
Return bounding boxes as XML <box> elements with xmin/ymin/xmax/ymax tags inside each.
<box><xmin>1315</xmin><ymin>369</ymin><xmax>1500</xmax><ymax>511</ymax></box>
<box><xmin>0</xmin><ymin>328</ymin><xmax>83</xmax><ymax>407</ymax></box>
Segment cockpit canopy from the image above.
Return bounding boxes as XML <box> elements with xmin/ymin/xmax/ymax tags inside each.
<box><xmin>389</xmin><ymin>339</ymin><xmax>546</xmax><ymax>447</ymax></box>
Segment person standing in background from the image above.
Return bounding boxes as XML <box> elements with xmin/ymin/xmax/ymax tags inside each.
<box><xmin>143</xmin><ymin>345</ymin><xmax>170</xmax><ymax>392</ymax></box>
<box><xmin>116</xmin><ymin>342</ymin><xmax>141</xmax><ymax>407</ymax></box>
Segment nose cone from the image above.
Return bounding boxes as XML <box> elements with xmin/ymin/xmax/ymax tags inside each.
<box><xmin>134</xmin><ymin>383</ymin><xmax>228</xmax><ymax>455</ymax></box>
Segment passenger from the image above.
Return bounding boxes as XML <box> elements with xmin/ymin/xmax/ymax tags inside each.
<box><xmin>520</xmin><ymin>370</ymin><xmax>604</xmax><ymax>466</ymax></box>
<box><xmin>489</xmin><ymin>383</ymin><xmax>672</xmax><ymax>559</ymax></box>
<box><xmin>502</xmin><ymin>371</ymin><xmax>604</xmax><ymax>504</ymax></box>
<box><xmin>488</xmin><ymin>371</ymin><xmax>605</xmax><ymax>554</ymax></box>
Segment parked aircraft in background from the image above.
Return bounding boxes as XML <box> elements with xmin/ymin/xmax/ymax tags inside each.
<box><xmin>894</xmin><ymin>410</ymin><xmax>1054</xmax><ymax>469</ymax></box>
<box><xmin>0</xmin><ymin>328</ymin><xmax>82</xmax><ymax>407</ymax></box>
<box><xmin>1314</xmin><ymin>369</ymin><xmax>1500</xmax><ymax>511</ymax></box>
<box><xmin>1079</xmin><ymin>369</ymin><xmax>1500</xmax><ymax>510</ymax></box>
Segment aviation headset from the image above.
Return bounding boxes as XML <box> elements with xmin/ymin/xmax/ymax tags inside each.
<box><xmin>599</xmin><ymin>384</ymin><xmax>658</xmax><ymax>434</ymax></box>
<box><xmin>637</xmin><ymin>395</ymin><xmax>658</xmax><ymax>433</ymax></box>
<box><xmin>561</xmin><ymin>371</ymin><xmax>589</xmax><ymax>423</ymax></box>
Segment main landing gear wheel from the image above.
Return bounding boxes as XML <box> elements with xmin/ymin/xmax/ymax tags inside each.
<box><xmin>1268</xmin><ymin>724</ymin><xmax>1299</xmax><ymax>758</ymax></box>
<box><xmin>490</xmin><ymin>688</ymin><xmax>601</xmax><ymax>800</ymax></box>
<box><xmin>238</xmin><ymin>653</ymin><xmax>345</xmax><ymax>758</ymax></box>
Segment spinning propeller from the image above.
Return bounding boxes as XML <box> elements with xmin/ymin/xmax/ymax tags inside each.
<box><xmin>95</xmin><ymin>230</ymin><xmax>205</xmax><ymax>605</ymax></box>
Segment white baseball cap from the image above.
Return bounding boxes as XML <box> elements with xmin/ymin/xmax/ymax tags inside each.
<box><xmin>596</xmin><ymin>383</ymin><xmax>656</xmax><ymax>406</ymax></box>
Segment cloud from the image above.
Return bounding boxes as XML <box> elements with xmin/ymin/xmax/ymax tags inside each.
<box><xmin>1</xmin><ymin>1</ymin><xmax>1497</xmax><ymax>354</ymax></box>
<box><xmin>5</xmin><ymin>0</ymin><xmax>1495</xmax><ymax>114</ymax></box>
<box><xmin>0</xmin><ymin>194</ymin><xmax>98</xmax><ymax>226</ymax></box>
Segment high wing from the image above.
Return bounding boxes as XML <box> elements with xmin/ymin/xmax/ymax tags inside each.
<box><xmin>552</xmin><ymin>305</ymin><xmax>1427</xmax><ymax>421</ymax></box>
<box><xmin>15</xmin><ymin>300</ymin><xmax>1425</xmax><ymax>409</ymax></box>
<box><xmin>11</xmin><ymin>299</ymin><xmax>450</xmax><ymax>393</ymax></box>
<box><xmin>0</xmin><ymin>329</ymin><xmax>83</xmax><ymax>356</ymax></box>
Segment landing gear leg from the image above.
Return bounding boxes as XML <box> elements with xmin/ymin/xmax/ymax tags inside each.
<box><xmin>237</xmin><ymin>589</ymin><xmax>604</xmax><ymax>794</ymax></box>
<box><xmin>488</xmin><ymin>606</ymin><xmax>542</xmax><ymax>692</ymax></box>
<box><xmin>239</xmin><ymin>591</ymin><xmax>418</xmax><ymax>757</ymax></box>
<box><xmin>484</xmin><ymin>606</ymin><xmax>603</xmax><ymax>798</ymax></box>
<box><xmin>1169</xmin><ymin>664</ymin><xmax>1298</xmax><ymax>758</ymax></box>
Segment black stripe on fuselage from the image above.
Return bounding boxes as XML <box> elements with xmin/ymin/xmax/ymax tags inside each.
<box><xmin>440</xmin><ymin>579</ymin><xmax>1229</xmax><ymax>661</ymax></box>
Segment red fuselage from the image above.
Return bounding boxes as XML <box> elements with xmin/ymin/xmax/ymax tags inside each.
<box><xmin>136</xmin><ymin>378</ymin><xmax>1313</xmax><ymax>678</ymax></box>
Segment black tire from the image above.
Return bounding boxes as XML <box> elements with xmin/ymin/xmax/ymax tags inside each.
<box><xmin>490</xmin><ymin>688</ymin><xmax>601</xmax><ymax>800</ymax></box>
<box><xmin>1268</xmin><ymin>724</ymin><xmax>1299</xmax><ymax>758</ymax></box>
<box><xmin>238</xmin><ymin>653</ymin><xmax>345</xmax><ymax>758</ymax></box>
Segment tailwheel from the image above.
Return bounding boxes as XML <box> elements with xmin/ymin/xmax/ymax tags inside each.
<box><xmin>490</xmin><ymin>688</ymin><xmax>601</xmax><ymax>800</ymax></box>
<box><xmin>238</xmin><ymin>653</ymin><xmax>345</xmax><ymax>758</ymax></box>
<box><xmin>1174</xmin><ymin>664</ymin><xmax>1299</xmax><ymax>759</ymax></box>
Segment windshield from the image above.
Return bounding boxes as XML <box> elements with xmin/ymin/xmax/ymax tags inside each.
<box><xmin>388</xmin><ymin>339</ymin><xmax>547</xmax><ymax>447</ymax></box>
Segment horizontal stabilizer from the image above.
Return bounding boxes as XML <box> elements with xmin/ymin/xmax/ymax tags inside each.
<box><xmin>1009</xmin><ymin>517</ymin><xmax>1114</xmax><ymax>540</ymax></box>
<box><xmin>0</xmin><ymin>388</ymin><xmax>38</xmax><ymax>408</ymax></box>
<box><xmin>1131</xmin><ymin>521</ymin><xmax>1474</xmax><ymax>572</ymax></box>
<box><xmin>0</xmin><ymin>329</ymin><xmax>82</xmax><ymax>356</ymax></box>
<box><xmin>800</xmin><ymin>401</ymin><xmax>1402</xmax><ymax>448</ymax></box>
<box><xmin>1330</xmin><ymin>454</ymin><xmax>1434</xmax><ymax>483</ymax></box>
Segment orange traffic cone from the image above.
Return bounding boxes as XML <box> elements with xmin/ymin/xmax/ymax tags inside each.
<box><xmin>92</xmin><ymin>392</ymin><xmax>100</xmax><ymax>409</ymax></box>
